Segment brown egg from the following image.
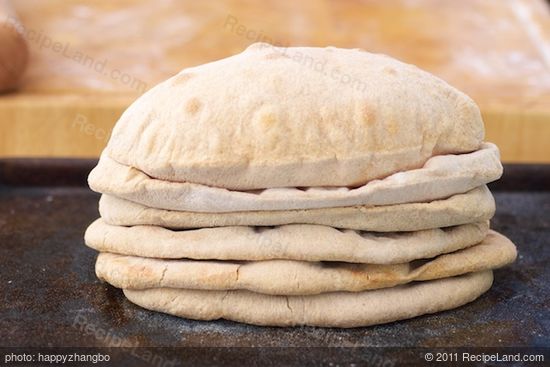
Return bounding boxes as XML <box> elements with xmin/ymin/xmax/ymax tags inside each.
<box><xmin>0</xmin><ymin>18</ymin><xmax>28</xmax><ymax>92</ymax></box>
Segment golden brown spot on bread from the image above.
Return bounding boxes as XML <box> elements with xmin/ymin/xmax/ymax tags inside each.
<box><xmin>362</xmin><ymin>102</ymin><xmax>376</xmax><ymax>125</ymax></box>
<box><xmin>384</xmin><ymin>67</ymin><xmax>397</xmax><ymax>75</ymax></box>
<box><xmin>261</xmin><ymin>112</ymin><xmax>277</xmax><ymax>127</ymax></box>
<box><xmin>185</xmin><ymin>97</ymin><xmax>202</xmax><ymax>115</ymax></box>
<box><xmin>347</xmin><ymin>264</ymin><xmax>403</xmax><ymax>285</ymax></box>
<box><xmin>387</xmin><ymin>120</ymin><xmax>398</xmax><ymax>135</ymax></box>
<box><xmin>128</xmin><ymin>264</ymin><xmax>155</xmax><ymax>279</ymax></box>
<box><xmin>172</xmin><ymin>73</ymin><xmax>195</xmax><ymax>85</ymax></box>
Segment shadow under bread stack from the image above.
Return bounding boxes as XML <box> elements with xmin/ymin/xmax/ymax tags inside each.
<box><xmin>85</xmin><ymin>43</ymin><xmax>517</xmax><ymax>328</ymax></box>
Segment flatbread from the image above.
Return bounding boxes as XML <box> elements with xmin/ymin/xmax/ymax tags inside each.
<box><xmin>106</xmin><ymin>43</ymin><xmax>483</xmax><ymax>190</ymax></box>
<box><xmin>123</xmin><ymin>270</ymin><xmax>494</xmax><ymax>327</ymax></box>
<box><xmin>99</xmin><ymin>185</ymin><xmax>495</xmax><ymax>231</ymax></box>
<box><xmin>96</xmin><ymin>230</ymin><xmax>515</xmax><ymax>295</ymax></box>
<box><xmin>86</xmin><ymin>219</ymin><xmax>489</xmax><ymax>264</ymax></box>
<box><xmin>89</xmin><ymin>143</ymin><xmax>501</xmax><ymax>212</ymax></box>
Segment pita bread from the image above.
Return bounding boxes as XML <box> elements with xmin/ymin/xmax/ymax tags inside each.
<box><xmin>96</xmin><ymin>230</ymin><xmax>515</xmax><ymax>295</ymax></box>
<box><xmin>123</xmin><ymin>270</ymin><xmax>493</xmax><ymax>327</ymax></box>
<box><xmin>89</xmin><ymin>143</ymin><xmax>501</xmax><ymax>213</ymax></box>
<box><xmin>99</xmin><ymin>185</ymin><xmax>495</xmax><ymax>231</ymax></box>
<box><xmin>86</xmin><ymin>219</ymin><xmax>489</xmax><ymax>264</ymax></box>
<box><xmin>106</xmin><ymin>43</ymin><xmax>483</xmax><ymax>190</ymax></box>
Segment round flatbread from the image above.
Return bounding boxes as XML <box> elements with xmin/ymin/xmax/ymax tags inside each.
<box><xmin>123</xmin><ymin>271</ymin><xmax>494</xmax><ymax>327</ymax></box>
<box><xmin>97</xmin><ymin>231</ymin><xmax>516</xmax><ymax>295</ymax></box>
<box><xmin>86</xmin><ymin>219</ymin><xmax>489</xmax><ymax>264</ymax></box>
<box><xmin>89</xmin><ymin>143</ymin><xmax>501</xmax><ymax>212</ymax></box>
<box><xmin>99</xmin><ymin>186</ymin><xmax>495</xmax><ymax>231</ymax></box>
<box><xmin>106</xmin><ymin>43</ymin><xmax>483</xmax><ymax>190</ymax></box>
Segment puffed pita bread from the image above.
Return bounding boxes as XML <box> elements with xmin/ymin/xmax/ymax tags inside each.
<box><xmin>89</xmin><ymin>143</ymin><xmax>501</xmax><ymax>212</ymax></box>
<box><xmin>106</xmin><ymin>43</ymin><xmax>483</xmax><ymax>190</ymax></box>
<box><xmin>86</xmin><ymin>219</ymin><xmax>489</xmax><ymax>264</ymax></box>
<box><xmin>97</xmin><ymin>231</ymin><xmax>515</xmax><ymax>295</ymax></box>
<box><xmin>99</xmin><ymin>186</ymin><xmax>495</xmax><ymax>231</ymax></box>
<box><xmin>123</xmin><ymin>270</ymin><xmax>493</xmax><ymax>327</ymax></box>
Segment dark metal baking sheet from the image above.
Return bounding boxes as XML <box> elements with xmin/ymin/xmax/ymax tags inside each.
<box><xmin>0</xmin><ymin>160</ymin><xmax>548</xmax><ymax>366</ymax></box>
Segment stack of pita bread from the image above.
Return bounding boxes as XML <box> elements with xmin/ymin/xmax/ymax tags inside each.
<box><xmin>85</xmin><ymin>43</ymin><xmax>517</xmax><ymax>328</ymax></box>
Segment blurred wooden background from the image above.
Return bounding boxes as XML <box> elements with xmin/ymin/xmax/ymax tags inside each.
<box><xmin>0</xmin><ymin>0</ymin><xmax>549</xmax><ymax>162</ymax></box>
